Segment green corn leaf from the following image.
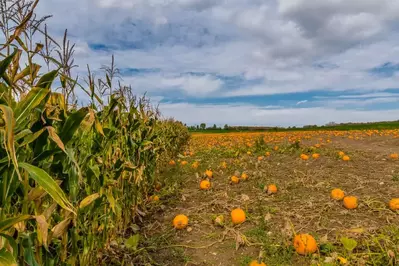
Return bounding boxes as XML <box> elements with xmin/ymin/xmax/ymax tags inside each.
<box><xmin>0</xmin><ymin>248</ymin><xmax>17</xmax><ymax>266</ymax></box>
<box><xmin>59</xmin><ymin>107</ymin><xmax>88</xmax><ymax>145</ymax></box>
<box><xmin>36</xmin><ymin>70</ymin><xmax>58</xmax><ymax>90</ymax></box>
<box><xmin>19</xmin><ymin>162</ymin><xmax>76</xmax><ymax>215</ymax></box>
<box><xmin>0</xmin><ymin>49</ymin><xmax>17</xmax><ymax>77</ymax></box>
<box><xmin>14</xmin><ymin>87</ymin><xmax>50</xmax><ymax>123</ymax></box>
<box><xmin>17</xmin><ymin>128</ymin><xmax>46</xmax><ymax>147</ymax></box>
<box><xmin>0</xmin><ymin>215</ymin><xmax>32</xmax><ymax>233</ymax></box>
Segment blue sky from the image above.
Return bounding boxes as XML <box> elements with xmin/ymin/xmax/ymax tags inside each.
<box><xmin>36</xmin><ymin>0</ymin><xmax>399</xmax><ymax>126</ymax></box>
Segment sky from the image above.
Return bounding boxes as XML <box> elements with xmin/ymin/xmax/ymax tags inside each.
<box><xmin>36</xmin><ymin>0</ymin><xmax>399</xmax><ymax>127</ymax></box>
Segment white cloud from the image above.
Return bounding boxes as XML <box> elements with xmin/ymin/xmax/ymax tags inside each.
<box><xmin>31</xmin><ymin>0</ymin><xmax>399</xmax><ymax>125</ymax></box>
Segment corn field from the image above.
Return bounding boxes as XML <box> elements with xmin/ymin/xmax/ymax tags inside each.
<box><xmin>0</xmin><ymin>1</ymin><xmax>189</xmax><ymax>265</ymax></box>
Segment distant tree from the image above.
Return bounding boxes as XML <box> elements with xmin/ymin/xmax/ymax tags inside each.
<box><xmin>200</xmin><ymin>123</ymin><xmax>206</xmax><ymax>130</ymax></box>
<box><xmin>224</xmin><ymin>124</ymin><xmax>229</xmax><ymax>130</ymax></box>
<box><xmin>196</xmin><ymin>125</ymin><xmax>199</xmax><ymax>130</ymax></box>
<box><xmin>212</xmin><ymin>124</ymin><xmax>217</xmax><ymax>129</ymax></box>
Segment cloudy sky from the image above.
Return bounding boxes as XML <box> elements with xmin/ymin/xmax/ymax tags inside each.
<box><xmin>36</xmin><ymin>0</ymin><xmax>399</xmax><ymax>126</ymax></box>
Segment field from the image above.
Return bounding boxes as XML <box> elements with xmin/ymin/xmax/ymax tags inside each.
<box><xmin>137</xmin><ymin>130</ymin><xmax>399</xmax><ymax>266</ymax></box>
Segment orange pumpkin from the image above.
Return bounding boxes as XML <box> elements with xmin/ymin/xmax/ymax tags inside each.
<box><xmin>293</xmin><ymin>234</ymin><xmax>318</xmax><ymax>255</ymax></box>
<box><xmin>388</xmin><ymin>198</ymin><xmax>399</xmax><ymax>211</ymax></box>
<box><xmin>390</xmin><ymin>153</ymin><xmax>399</xmax><ymax>160</ymax></box>
<box><xmin>231</xmin><ymin>175</ymin><xmax>240</xmax><ymax>184</ymax></box>
<box><xmin>330</xmin><ymin>188</ymin><xmax>345</xmax><ymax>200</ymax></box>
<box><xmin>265</xmin><ymin>151</ymin><xmax>271</xmax><ymax>156</ymax></box>
<box><xmin>342</xmin><ymin>155</ymin><xmax>350</xmax><ymax>161</ymax></box>
<box><xmin>149</xmin><ymin>195</ymin><xmax>160</xmax><ymax>201</ymax></box>
<box><xmin>343</xmin><ymin>196</ymin><xmax>358</xmax><ymax>209</ymax></box>
<box><xmin>200</xmin><ymin>180</ymin><xmax>211</xmax><ymax>190</ymax></box>
<box><xmin>266</xmin><ymin>184</ymin><xmax>278</xmax><ymax>194</ymax></box>
<box><xmin>205</xmin><ymin>169</ymin><xmax>213</xmax><ymax>178</ymax></box>
<box><xmin>258</xmin><ymin>156</ymin><xmax>264</xmax><ymax>161</ymax></box>
<box><xmin>300</xmin><ymin>154</ymin><xmax>309</xmax><ymax>160</ymax></box>
<box><xmin>241</xmin><ymin>173</ymin><xmax>249</xmax><ymax>181</ymax></box>
<box><xmin>338</xmin><ymin>151</ymin><xmax>345</xmax><ymax>157</ymax></box>
<box><xmin>249</xmin><ymin>259</ymin><xmax>267</xmax><ymax>266</ymax></box>
<box><xmin>231</xmin><ymin>208</ymin><xmax>246</xmax><ymax>225</ymax></box>
<box><xmin>274</xmin><ymin>146</ymin><xmax>279</xmax><ymax>151</ymax></box>
<box><xmin>173</xmin><ymin>214</ymin><xmax>188</xmax><ymax>229</ymax></box>
<box><xmin>180</xmin><ymin>160</ymin><xmax>188</xmax><ymax>166</ymax></box>
<box><xmin>312</xmin><ymin>153</ymin><xmax>320</xmax><ymax>159</ymax></box>
<box><xmin>191</xmin><ymin>161</ymin><xmax>199</xmax><ymax>169</ymax></box>
<box><xmin>169</xmin><ymin>160</ymin><xmax>176</xmax><ymax>166</ymax></box>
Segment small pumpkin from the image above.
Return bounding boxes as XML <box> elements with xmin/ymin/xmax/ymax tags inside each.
<box><xmin>249</xmin><ymin>259</ymin><xmax>267</xmax><ymax>266</ymax></box>
<box><xmin>214</xmin><ymin>215</ymin><xmax>225</xmax><ymax>226</ymax></box>
<box><xmin>257</xmin><ymin>156</ymin><xmax>264</xmax><ymax>161</ymax></box>
<box><xmin>388</xmin><ymin>198</ymin><xmax>399</xmax><ymax>211</ymax></box>
<box><xmin>173</xmin><ymin>214</ymin><xmax>188</xmax><ymax>229</ymax></box>
<box><xmin>169</xmin><ymin>160</ymin><xmax>176</xmax><ymax>166</ymax></box>
<box><xmin>338</xmin><ymin>151</ymin><xmax>345</xmax><ymax>157</ymax></box>
<box><xmin>342</xmin><ymin>155</ymin><xmax>350</xmax><ymax>161</ymax></box>
<box><xmin>231</xmin><ymin>175</ymin><xmax>240</xmax><ymax>184</ymax></box>
<box><xmin>247</xmin><ymin>151</ymin><xmax>252</xmax><ymax>155</ymax></box>
<box><xmin>390</xmin><ymin>153</ymin><xmax>399</xmax><ymax>160</ymax></box>
<box><xmin>265</xmin><ymin>151</ymin><xmax>271</xmax><ymax>156</ymax></box>
<box><xmin>205</xmin><ymin>169</ymin><xmax>213</xmax><ymax>178</ymax></box>
<box><xmin>241</xmin><ymin>173</ymin><xmax>248</xmax><ymax>181</ymax></box>
<box><xmin>274</xmin><ymin>146</ymin><xmax>279</xmax><ymax>151</ymax></box>
<box><xmin>312</xmin><ymin>153</ymin><xmax>320</xmax><ymax>159</ymax></box>
<box><xmin>149</xmin><ymin>195</ymin><xmax>160</xmax><ymax>201</ymax></box>
<box><xmin>331</xmin><ymin>188</ymin><xmax>345</xmax><ymax>200</ymax></box>
<box><xmin>180</xmin><ymin>160</ymin><xmax>188</xmax><ymax>166</ymax></box>
<box><xmin>343</xmin><ymin>196</ymin><xmax>358</xmax><ymax>209</ymax></box>
<box><xmin>231</xmin><ymin>208</ymin><xmax>246</xmax><ymax>225</ymax></box>
<box><xmin>266</xmin><ymin>184</ymin><xmax>278</xmax><ymax>195</ymax></box>
<box><xmin>300</xmin><ymin>154</ymin><xmax>309</xmax><ymax>160</ymax></box>
<box><xmin>293</xmin><ymin>234</ymin><xmax>318</xmax><ymax>255</ymax></box>
<box><xmin>191</xmin><ymin>161</ymin><xmax>199</xmax><ymax>169</ymax></box>
<box><xmin>200</xmin><ymin>180</ymin><xmax>211</xmax><ymax>190</ymax></box>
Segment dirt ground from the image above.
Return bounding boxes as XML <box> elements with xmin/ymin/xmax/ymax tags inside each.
<box><xmin>139</xmin><ymin>133</ymin><xmax>399</xmax><ymax>266</ymax></box>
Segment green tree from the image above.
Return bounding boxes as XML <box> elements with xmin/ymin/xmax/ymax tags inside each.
<box><xmin>200</xmin><ymin>123</ymin><xmax>206</xmax><ymax>130</ymax></box>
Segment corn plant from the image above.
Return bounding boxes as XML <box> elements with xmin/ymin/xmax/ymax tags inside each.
<box><xmin>0</xmin><ymin>0</ymin><xmax>189</xmax><ymax>265</ymax></box>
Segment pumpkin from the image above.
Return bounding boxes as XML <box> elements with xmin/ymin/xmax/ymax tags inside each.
<box><xmin>214</xmin><ymin>215</ymin><xmax>225</xmax><ymax>226</ymax></box>
<box><xmin>300</xmin><ymin>154</ymin><xmax>309</xmax><ymax>160</ymax></box>
<box><xmin>330</xmin><ymin>188</ymin><xmax>345</xmax><ymax>200</ymax></box>
<box><xmin>180</xmin><ymin>160</ymin><xmax>188</xmax><ymax>165</ymax></box>
<box><xmin>154</xmin><ymin>182</ymin><xmax>162</xmax><ymax>191</ymax></box>
<box><xmin>205</xmin><ymin>169</ymin><xmax>213</xmax><ymax>178</ymax></box>
<box><xmin>169</xmin><ymin>160</ymin><xmax>176</xmax><ymax>166</ymax></box>
<box><xmin>342</xmin><ymin>155</ymin><xmax>350</xmax><ymax>161</ymax></box>
<box><xmin>274</xmin><ymin>146</ymin><xmax>279</xmax><ymax>151</ymax></box>
<box><xmin>241</xmin><ymin>173</ymin><xmax>248</xmax><ymax>181</ymax></box>
<box><xmin>338</xmin><ymin>151</ymin><xmax>345</xmax><ymax>157</ymax></box>
<box><xmin>258</xmin><ymin>156</ymin><xmax>264</xmax><ymax>161</ymax></box>
<box><xmin>293</xmin><ymin>234</ymin><xmax>318</xmax><ymax>255</ymax></box>
<box><xmin>265</xmin><ymin>151</ymin><xmax>271</xmax><ymax>156</ymax></box>
<box><xmin>249</xmin><ymin>259</ymin><xmax>267</xmax><ymax>266</ymax></box>
<box><xmin>173</xmin><ymin>214</ymin><xmax>188</xmax><ymax>229</ymax></box>
<box><xmin>150</xmin><ymin>195</ymin><xmax>160</xmax><ymax>201</ymax></box>
<box><xmin>312</xmin><ymin>153</ymin><xmax>320</xmax><ymax>159</ymax></box>
<box><xmin>388</xmin><ymin>198</ymin><xmax>399</xmax><ymax>211</ymax></box>
<box><xmin>247</xmin><ymin>151</ymin><xmax>252</xmax><ymax>155</ymax></box>
<box><xmin>200</xmin><ymin>180</ymin><xmax>211</xmax><ymax>190</ymax></box>
<box><xmin>231</xmin><ymin>208</ymin><xmax>246</xmax><ymax>224</ymax></box>
<box><xmin>343</xmin><ymin>196</ymin><xmax>358</xmax><ymax>209</ymax></box>
<box><xmin>231</xmin><ymin>175</ymin><xmax>240</xmax><ymax>184</ymax></box>
<box><xmin>266</xmin><ymin>184</ymin><xmax>278</xmax><ymax>195</ymax></box>
<box><xmin>191</xmin><ymin>161</ymin><xmax>199</xmax><ymax>169</ymax></box>
<box><xmin>390</xmin><ymin>153</ymin><xmax>399</xmax><ymax>159</ymax></box>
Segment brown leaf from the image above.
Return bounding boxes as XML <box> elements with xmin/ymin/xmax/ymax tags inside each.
<box><xmin>35</xmin><ymin>215</ymin><xmax>49</xmax><ymax>247</ymax></box>
<box><xmin>51</xmin><ymin>218</ymin><xmax>71</xmax><ymax>239</ymax></box>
